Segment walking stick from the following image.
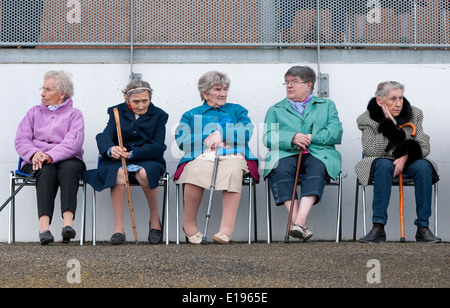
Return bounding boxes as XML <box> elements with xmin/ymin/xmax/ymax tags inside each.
<box><xmin>113</xmin><ymin>108</ymin><xmax>139</xmax><ymax>245</ymax></box>
<box><xmin>201</xmin><ymin>126</ymin><xmax>221</xmax><ymax>245</ymax></box>
<box><xmin>398</xmin><ymin>122</ymin><xmax>417</xmax><ymax>243</ymax></box>
<box><xmin>285</xmin><ymin>151</ymin><xmax>303</xmax><ymax>243</ymax></box>
<box><xmin>0</xmin><ymin>170</ymin><xmax>36</xmax><ymax>213</ymax></box>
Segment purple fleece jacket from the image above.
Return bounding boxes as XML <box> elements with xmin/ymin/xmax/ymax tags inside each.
<box><xmin>15</xmin><ymin>98</ymin><xmax>85</xmax><ymax>169</ymax></box>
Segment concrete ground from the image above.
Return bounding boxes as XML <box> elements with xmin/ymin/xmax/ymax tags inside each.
<box><xmin>0</xmin><ymin>240</ymin><xmax>449</xmax><ymax>289</ymax></box>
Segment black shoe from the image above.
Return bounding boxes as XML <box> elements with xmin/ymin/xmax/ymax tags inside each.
<box><xmin>359</xmin><ymin>229</ymin><xmax>386</xmax><ymax>243</ymax></box>
<box><xmin>148</xmin><ymin>229</ymin><xmax>162</xmax><ymax>245</ymax></box>
<box><xmin>61</xmin><ymin>226</ymin><xmax>76</xmax><ymax>244</ymax></box>
<box><xmin>39</xmin><ymin>230</ymin><xmax>54</xmax><ymax>246</ymax></box>
<box><xmin>416</xmin><ymin>229</ymin><xmax>441</xmax><ymax>243</ymax></box>
<box><xmin>110</xmin><ymin>233</ymin><xmax>126</xmax><ymax>245</ymax></box>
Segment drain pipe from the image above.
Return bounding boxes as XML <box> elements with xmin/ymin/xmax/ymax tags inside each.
<box><xmin>316</xmin><ymin>0</ymin><xmax>329</xmax><ymax>98</ymax></box>
<box><xmin>130</xmin><ymin>0</ymin><xmax>141</xmax><ymax>80</ymax></box>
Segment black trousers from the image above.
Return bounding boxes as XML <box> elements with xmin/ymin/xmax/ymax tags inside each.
<box><xmin>22</xmin><ymin>158</ymin><xmax>86</xmax><ymax>224</ymax></box>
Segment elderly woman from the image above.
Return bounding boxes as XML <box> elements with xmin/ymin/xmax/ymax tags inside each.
<box><xmin>356</xmin><ymin>81</ymin><xmax>440</xmax><ymax>243</ymax></box>
<box><xmin>263</xmin><ymin>66</ymin><xmax>343</xmax><ymax>241</ymax></box>
<box><xmin>14</xmin><ymin>70</ymin><xmax>86</xmax><ymax>245</ymax></box>
<box><xmin>84</xmin><ymin>80</ymin><xmax>168</xmax><ymax>245</ymax></box>
<box><xmin>174</xmin><ymin>71</ymin><xmax>259</xmax><ymax>244</ymax></box>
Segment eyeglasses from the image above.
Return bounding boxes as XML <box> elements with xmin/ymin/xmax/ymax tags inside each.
<box><xmin>283</xmin><ymin>80</ymin><xmax>308</xmax><ymax>87</ymax></box>
<box><xmin>40</xmin><ymin>87</ymin><xmax>56</xmax><ymax>93</ymax></box>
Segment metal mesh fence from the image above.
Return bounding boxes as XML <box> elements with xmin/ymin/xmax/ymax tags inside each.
<box><xmin>0</xmin><ymin>0</ymin><xmax>449</xmax><ymax>48</ymax></box>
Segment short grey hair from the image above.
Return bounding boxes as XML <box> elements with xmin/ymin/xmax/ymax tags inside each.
<box><xmin>44</xmin><ymin>70</ymin><xmax>74</xmax><ymax>98</ymax></box>
<box><xmin>122</xmin><ymin>79</ymin><xmax>153</xmax><ymax>99</ymax></box>
<box><xmin>284</xmin><ymin>66</ymin><xmax>316</xmax><ymax>91</ymax></box>
<box><xmin>198</xmin><ymin>71</ymin><xmax>230</xmax><ymax>101</ymax></box>
<box><xmin>375</xmin><ymin>81</ymin><xmax>405</xmax><ymax>99</ymax></box>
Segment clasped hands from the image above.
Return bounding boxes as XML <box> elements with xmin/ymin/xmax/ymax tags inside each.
<box><xmin>203</xmin><ymin>130</ymin><xmax>225</xmax><ymax>149</ymax></box>
<box><xmin>32</xmin><ymin>151</ymin><xmax>52</xmax><ymax>170</ymax></box>
<box><xmin>291</xmin><ymin>133</ymin><xmax>312</xmax><ymax>151</ymax></box>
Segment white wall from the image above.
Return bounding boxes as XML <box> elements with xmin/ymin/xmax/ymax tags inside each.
<box><xmin>1</xmin><ymin>61</ymin><xmax>449</xmax><ymax>243</ymax></box>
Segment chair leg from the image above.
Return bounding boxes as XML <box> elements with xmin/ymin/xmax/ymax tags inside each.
<box><xmin>92</xmin><ymin>190</ymin><xmax>97</xmax><ymax>246</ymax></box>
<box><xmin>434</xmin><ymin>182</ymin><xmax>438</xmax><ymax>236</ymax></box>
<box><xmin>80</xmin><ymin>181</ymin><xmax>86</xmax><ymax>246</ymax></box>
<box><xmin>362</xmin><ymin>186</ymin><xmax>367</xmax><ymax>236</ymax></box>
<box><xmin>353</xmin><ymin>179</ymin><xmax>360</xmax><ymax>241</ymax></box>
<box><xmin>335</xmin><ymin>173</ymin><xmax>343</xmax><ymax>243</ymax></box>
<box><xmin>265</xmin><ymin>179</ymin><xmax>272</xmax><ymax>243</ymax></box>
<box><xmin>248</xmin><ymin>178</ymin><xmax>252</xmax><ymax>244</ymax></box>
<box><xmin>253</xmin><ymin>179</ymin><xmax>258</xmax><ymax>243</ymax></box>
<box><xmin>8</xmin><ymin>176</ymin><xmax>16</xmax><ymax>244</ymax></box>
<box><xmin>164</xmin><ymin>176</ymin><xmax>170</xmax><ymax>245</ymax></box>
<box><xmin>175</xmin><ymin>184</ymin><xmax>180</xmax><ymax>245</ymax></box>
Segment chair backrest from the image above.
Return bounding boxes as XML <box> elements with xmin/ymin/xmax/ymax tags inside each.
<box><xmin>15</xmin><ymin>157</ymin><xmax>31</xmax><ymax>177</ymax></box>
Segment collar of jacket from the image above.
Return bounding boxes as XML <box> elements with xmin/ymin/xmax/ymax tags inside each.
<box><xmin>40</xmin><ymin>97</ymin><xmax>73</xmax><ymax>112</ymax></box>
<box><xmin>367</xmin><ymin>96</ymin><xmax>413</xmax><ymax>125</ymax></box>
<box><xmin>274</xmin><ymin>96</ymin><xmax>326</xmax><ymax>118</ymax></box>
<box><xmin>198</xmin><ymin>100</ymin><xmax>230</xmax><ymax>114</ymax></box>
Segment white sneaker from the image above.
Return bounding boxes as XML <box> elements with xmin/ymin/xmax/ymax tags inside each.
<box><xmin>289</xmin><ymin>223</ymin><xmax>313</xmax><ymax>241</ymax></box>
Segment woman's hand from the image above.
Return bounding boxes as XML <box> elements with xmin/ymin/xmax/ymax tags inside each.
<box><xmin>32</xmin><ymin>151</ymin><xmax>52</xmax><ymax>170</ymax></box>
<box><xmin>292</xmin><ymin>133</ymin><xmax>312</xmax><ymax>151</ymax></box>
<box><xmin>393</xmin><ymin>155</ymin><xmax>408</xmax><ymax>178</ymax></box>
<box><xmin>203</xmin><ymin>131</ymin><xmax>223</xmax><ymax>149</ymax></box>
<box><xmin>381</xmin><ymin>105</ymin><xmax>396</xmax><ymax>124</ymax></box>
<box><xmin>110</xmin><ymin>145</ymin><xmax>130</xmax><ymax>160</ymax></box>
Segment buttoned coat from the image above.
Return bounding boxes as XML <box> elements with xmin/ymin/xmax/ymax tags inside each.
<box><xmin>262</xmin><ymin>96</ymin><xmax>343</xmax><ymax>179</ymax></box>
<box><xmin>84</xmin><ymin>102</ymin><xmax>168</xmax><ymax>191</ymax></box>
<box><xmin>355</xmin><ymin>97</ymin><xmax>439</xmax><ymax>186</ymax></box>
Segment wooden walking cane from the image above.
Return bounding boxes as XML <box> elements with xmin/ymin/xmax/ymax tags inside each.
<box><xmin>113</xmin><ymin>108</ymin><xmax>139</xmax><ymax>245</ymax></box>
<box><xmin>397</xmin><ymin>122</ymin><xmax>417</xmax><ymax>243</ymax></box>
<box><xmin>284</xmin><ymin>151</ymin><xmax>303</xmax><ymax>243</ymax></box>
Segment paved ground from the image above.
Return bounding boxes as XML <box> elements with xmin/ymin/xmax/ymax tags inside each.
<box><xmin>0</xmin><ymin>240</ymin><xmax>449</xmax><ymax>289</ymax></box>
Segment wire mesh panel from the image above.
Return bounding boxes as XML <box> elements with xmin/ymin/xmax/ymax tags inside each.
<box><xmin>0</xmin><ymin>0</ymin><xmax>449</xmax><ymax>47</ymax></box>
<box><xmin>0</xmin><ymin>0</ymin><xmax>131</xmax><ymax>46</ymax></box>
<box><xmin>135</xmin><ymin>0</ymin><xmax>260</xmax><ymax>46</ymax></box>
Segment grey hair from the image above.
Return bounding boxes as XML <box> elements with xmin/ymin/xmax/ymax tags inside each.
<box><xmin>284</xmin><ymin>66</ymin><xmax>316</xmax><ymax>91</ymax></box>
<box><xmin>198</xmin><ymin>71</ymin><xmax>231</xmax><ymax>101</ymax></box>
<box><xmin>44</xmin><ymin>70</ymin><xmax>74</xmax><ymax>98</ymax></box>
<box><xmin>122</xmin><ymin>80</ymin><xmax>153</xmax><ymax>99</ymax></box>
<box><xmin>375</xmin><ymin>81</ymin><xmax>405</xmax><ymax>99</ymax></box>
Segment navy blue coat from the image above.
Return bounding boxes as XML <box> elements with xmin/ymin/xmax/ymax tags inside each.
<box><xmin>84</xmin><ymin>102</ymin><xmax>168</xmax><ymax>191</ymax></box>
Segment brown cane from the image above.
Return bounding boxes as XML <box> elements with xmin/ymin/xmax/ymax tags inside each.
<box><xmin>113</xmin><ymin>108</ymin><xmax>139</xmax><ymax>245</ymax></box>
<box><xmin>285</xmin><ymin>151</ymin><xmax>303</xmax><ymax>243</ymax></box>
<box><xmin>397</xmin><ymin>122</ymin><xmax>417</xmax><ymax>242</ymax></box>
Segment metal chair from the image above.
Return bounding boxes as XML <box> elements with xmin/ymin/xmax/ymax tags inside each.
<box><xmin>175</xmin><ymin>173</ymin><xmax>258</xmax><ymax>244</ymax></box>
<box><xmin>89</xmin><ymin>155</ymin><xmax>170</xmax><ymax>245</ymax></box>
<box><xmin>353</xmin><ymin>174</ymin><xmax>439</xmax><ymax>241</ymax></box>
<box><xmin>8</xmin><ymin>158</ymin><xmax>87</xmax><ymax>245</ymax></box>
<box><xmin>265</xmin><ymin>172</ymin><xmax>346</xmax><ymax>243</ymax></box>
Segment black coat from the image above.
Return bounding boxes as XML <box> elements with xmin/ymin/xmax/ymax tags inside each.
<box><xmin>84</xmin><ymin>102</ymin><xmax>168</xmax><ymax>191</ymax></box>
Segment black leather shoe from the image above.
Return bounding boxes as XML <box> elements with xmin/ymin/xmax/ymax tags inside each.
<box><xmin>39</xmin><ymin>230</ymin><xmax>54</xmax><ymax>246</ymax></box>
<box><xmin>416</xmin><ymin>229</ymin><xmax>441</xmax><ymax>243</ymax></box>
<box><xmin>148</xmin><ymin>229</ymin><xmax>162</xmax><ymax>245</ymax></box>
<box><xmin>62</xmin><ymin>226</ymin><xmax>76</xmax><ymax>239</ymax></box>
<box><xmin>110</xmin><ymin>233</ymin><xmax>126</xmax><ymax>245</ymax></box>
<box><xmin>359</xmin><ymin>229</ymin><xmax>386</xmax><ymax>243</ymax></box>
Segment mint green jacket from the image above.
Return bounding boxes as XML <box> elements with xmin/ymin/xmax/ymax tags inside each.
<box><xmin>262</xmin><ymin>96</ymin><xmax>343</xmax><ymax>179</ymax></box>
